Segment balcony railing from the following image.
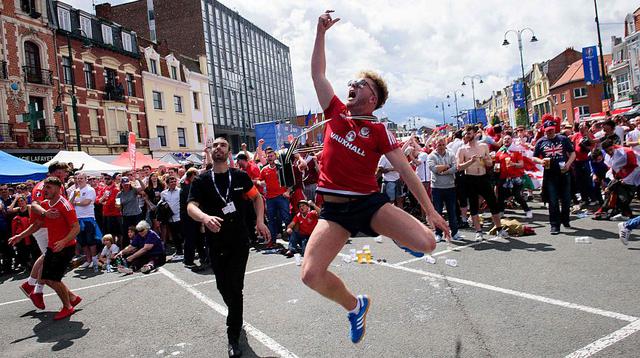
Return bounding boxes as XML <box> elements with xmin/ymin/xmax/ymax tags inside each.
<box><xmin>104</xmin><ymin>83</ymin><xmax>125</xmax><ymax>102</ymax></box>
<box><xmin>22</xmin><ymin>66</ymin><xmax>53</xmax><ymax>85</ymax></box>
<box><xmin>0</xmin><ymin>123</ymin><xmax>13</xmax><ymax>142</ymax></box>
<box><xmin>32</xmin><ymin>125</ymin><xmax>58</xmax><ymax>142</ymax></box>
<box><xmin>0</xmin><ymin>61</ymin><xmax>7</xmax><ymax>80</ymax></box>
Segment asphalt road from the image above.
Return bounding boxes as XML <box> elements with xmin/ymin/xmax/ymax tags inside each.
<box><xmin>0</xmin><ymin>202</ymin><xmax>639</xmax><ymax>357</ymax></box>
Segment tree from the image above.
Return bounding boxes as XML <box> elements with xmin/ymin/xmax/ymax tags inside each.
<box><xmin>515</xmin><ymin>108</ymin><xmax>528</xmax><ymax>128</ymax></box>
<box><xmin>491</xmin><ymin>114</ymin><xmax>501</xmax><ymax>126</ymax></box>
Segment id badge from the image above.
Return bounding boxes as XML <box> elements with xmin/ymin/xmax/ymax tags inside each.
<box><xmin>222</xmin><ymin>201</ymin><xmax>236</xmax><ymax>215</ymax></box>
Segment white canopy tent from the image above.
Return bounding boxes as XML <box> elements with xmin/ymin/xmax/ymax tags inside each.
<box><xmin>45</xmin><ymin>151</ymin><xmax>130</xmax><ymax>175</ymax></box>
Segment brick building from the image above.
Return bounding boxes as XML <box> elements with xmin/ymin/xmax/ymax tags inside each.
<box><xmin>51</xmin><ymin>1</ymin><xmax>148</xmax><ymax>155</ymax></box>
<box><xmin>0</xmin><ymin>0</ymin><xmax>63</xmax><ymax>162</ymax></box>
<box><xmin>549</xmin><ymin>54</ymin><xmax>612</xmax><ymax>123</ymax></box>
<box><xmin>96</xmin><ymin>0</ymin><xmax>297</xmax><ymax>151</ymax></box>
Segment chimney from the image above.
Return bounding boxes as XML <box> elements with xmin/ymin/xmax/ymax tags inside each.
<box><xmin>95</xmin><ymin>3</ymin><xmax>112</xmax><ymax>19</ymax></box>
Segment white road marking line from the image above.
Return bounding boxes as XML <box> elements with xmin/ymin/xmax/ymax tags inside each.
<box><xmin>191</xmin><ymin>261</ymin><xmax>296</xmax><ymax>287</ymax></box>
<box><xmin>565</xmin><ymin>319</ymin><xmax>640</xmax><ymax>358</ymax></box>
<box><xmin>0</xmin><ymin>273</ymin><xmax>158</xmax><ymax>307</ymax></box>
<box><xmin>159</xmin><ymin>268</ymin><xmax>298</xmax><ymax>358</ymax></box>
<box><xmin>338</xmin><ymin>253</ymin><xmax>637</xmax><ymax>322</ymax></box>
<box><xmin>394</xmin><ymin>237</ymin><xmax>501</xmax><ymax>266</ymax></box>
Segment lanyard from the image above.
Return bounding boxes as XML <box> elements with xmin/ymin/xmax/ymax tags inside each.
<box><xmin>211</xmin><ymin>170</ymin><xmax>232</xmax><ymax>204</ymax></box>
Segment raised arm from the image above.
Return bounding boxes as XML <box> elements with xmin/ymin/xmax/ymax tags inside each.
<box><xmin>312</xmin><ymin>10</ymin><xmax>340</xmax><ymax>110</ymax></box>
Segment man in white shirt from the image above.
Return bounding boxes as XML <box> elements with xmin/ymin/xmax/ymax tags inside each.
<box><xmin>625</xmin><ymin>117</ymin><xmax>640</xmax><ymax>158</ymax></box>
<box><xmin>161</xmin><ymin>176</ymin><xmax>183</xmax><ymax>260</ymax></box>
<box><xmin>414</xmin><ymin>147</ymin><xmax>431</xmax><ymax>194</ymax></box>
<box><xmin>377</xmin><ymin>155</ymin><xmax>403</xmax><ymax>208</ymax></box>
<box><xmin>69</xmin><ymin>172</ymin><xmax>100</xmax><ymax>269</ymax></box>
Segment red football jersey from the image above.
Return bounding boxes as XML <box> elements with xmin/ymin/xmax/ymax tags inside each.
<box><xmin>317</xmin><ymin>96</ymin><xmax>400</xmax><ymax>196</ymax></box>
<box><xmin>260</xmin><ymin>165</ymin><xmax>287</xmax><ymax>199</ymax></box>
<box><xmin>31</xmin><ymin>179</ymin><xmax>66</xmax><ymax>204</ymax></box>
<box><xmin>40</xmin><ymin>196</ymin><xmax>78</xmax><ymax>249</ymax></box>
<box><xmin>292</xmin><ymin>210</ymin><xmax>319</xmax><ymax>236</ymax></box>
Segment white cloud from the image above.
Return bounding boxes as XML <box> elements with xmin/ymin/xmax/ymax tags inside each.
<box><xmin>65</xmin><ymin>0</ymin><xmax>638</xmax><ymax>126</ymax></box>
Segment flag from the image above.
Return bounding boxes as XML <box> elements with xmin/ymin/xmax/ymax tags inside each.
<box><xmin>128</xmin><ymin>132</ymin><xmax>137</xmax><ymax>170</ymax></box>
<box><xmin>304</xmin><ymin>110</ymin><xmax>312</xmax><ymax>126</ymax></box>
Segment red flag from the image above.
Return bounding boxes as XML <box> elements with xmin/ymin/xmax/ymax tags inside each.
<box><xmin>128</xmin><ymin>132</ymin><xmax>137</xmax><ymax>169</ymax></box>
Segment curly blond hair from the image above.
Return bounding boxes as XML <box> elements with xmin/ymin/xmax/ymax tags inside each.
<box><xmin>358</xmin><ymin>70</ymin><xmax>388</xmax><ymax>109</ymax></box>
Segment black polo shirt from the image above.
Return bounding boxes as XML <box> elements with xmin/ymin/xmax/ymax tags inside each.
<box><xmin>187</xmin><ymin>168</ymin><xmax>254</xmax><ymax>247</ymax></box>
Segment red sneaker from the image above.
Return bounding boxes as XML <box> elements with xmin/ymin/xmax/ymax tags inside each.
<box><xmin>29</xmin><ymin>292</ymin><xmax>45</xmax><ymax>310</ymax></box>
<box><xmin>20</xmin><ymin>282</ymin><xmax>35</xmax><ymax>298</ymax></box>
<box><xmin>70</xmin><ymin>295</ymin><xmax>82</xmax><ymax>307</ymax></box>
<box><xmin>54</xmin><ymin>306</ymin><xmax>75</xmax><ymax>320</ymax></box>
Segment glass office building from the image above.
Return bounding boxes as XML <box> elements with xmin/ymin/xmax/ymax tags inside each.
<box><xmin>201</xmin><ymin>0</ymin><xmax>296</xmax><ymax>148</ymax></box>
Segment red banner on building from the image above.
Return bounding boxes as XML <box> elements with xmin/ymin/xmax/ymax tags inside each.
<box><xmin>573</xmin><ymin>107</ymin><xmax>580</xmax><ymax>123</ymax></box>
<box><xmin>128</xmin><ymin>132</ymin><xmax>136</xmax><ymax>169</ymax></box>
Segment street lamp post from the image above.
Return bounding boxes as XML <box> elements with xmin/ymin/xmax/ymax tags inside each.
<box><xmin>447</xmin><ymin>90</ymin><xmax>464</xmax><ymax>128</ymax></box>
<box><xmin>435</xmin><ymin>101</ymin><xmax>450</xmax><ymax>126</ymax></box>
<box><xmin>462</xmin><ymin>75</ymin><xmax>483</xmax><ymax>123</ymax></box>
<box><xmin>502</xmin><ymin>27</ymin><xmax>538</xmax><ymax>126</ymax></box>
<box><xmin>237</xmin><ymin>76</ymin><xmax>254</xmax><ymax>148</ymax></box>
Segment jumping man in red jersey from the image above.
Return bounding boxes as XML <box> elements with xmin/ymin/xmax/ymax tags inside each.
<box><xmin>301</xmin><ymin>10</ymin><xmax>450</xmax><ymax>344</ymax></box>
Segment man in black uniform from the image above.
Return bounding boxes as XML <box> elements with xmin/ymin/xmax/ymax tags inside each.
<box><xmin>187</xmin><ymin>137</ymin><xmax>270</xmax><ymax>358</ymax></box>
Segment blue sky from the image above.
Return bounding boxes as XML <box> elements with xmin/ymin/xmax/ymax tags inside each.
<box><xmin>69</xmin><ymin>0</ymin><xmax>636</xmax><ymax>128</ymax></box>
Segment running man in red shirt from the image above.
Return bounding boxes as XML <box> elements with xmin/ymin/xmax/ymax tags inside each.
<box><xmin>302</xmin><ymin>10</ymin><xmax>450</xmax><ymax>344</ymax></box>
<box><xmin>10</xmin><ymin>177</ymin><xmax>81</xmax><ymax>320</ymax></box>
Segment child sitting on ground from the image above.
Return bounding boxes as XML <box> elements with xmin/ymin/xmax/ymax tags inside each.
<box><xmin>98</xmin><ymin>234</ymin><xmax>120</xmax><ymax>272</ymax></box>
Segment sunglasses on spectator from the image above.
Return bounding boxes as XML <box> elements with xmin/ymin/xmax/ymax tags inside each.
<box><xmin>347</xmin><ymin>79</ymin><xmax>376</xmax><ymax>95</ymax></box>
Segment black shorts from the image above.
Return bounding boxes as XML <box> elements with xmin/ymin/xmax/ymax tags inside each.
<box><xmin>463</xmin><ymin>174</ymin><xmax>500</xmax><ymax>216</ymax></box>
<box><xmin>319</xmin><ymin>192</ymin><xmax>389</xmax><ymax>237</ymax></box>
<box><xmin>41</xmin><ymin>246</ymin><xmax>75</xmax><ymax>282</ymax></box>
<box><xmin>103</xmin><ymin>216</ymin><xmax>122</xmax><ymax>237</ymax></box>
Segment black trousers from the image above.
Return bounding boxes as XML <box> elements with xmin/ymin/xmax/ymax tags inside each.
<box><xmin>208</xmin><ymin>240</ymin><xmax>250</xmax><ymax>344</ymax></box>
<box><xmin>166</xmin><ymin>221</ymin><xmax>183</xmax><ymax>255</ymax></box>
<box><xmin>0</xmin><ymin>228</ymin><xmax>14</xmax><ymax>271</ymax></box>
<box><xmin>497</xmin><ymin>178</ymin><xmax>530</xmax><ymax>213</ymax></box>
<box><xmin>182</xmin><ymin>217</ymin><xmax>207</xmax><ymax>265</ymax></box>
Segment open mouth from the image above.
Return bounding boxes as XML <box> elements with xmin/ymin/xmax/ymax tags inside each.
<box><xmin>348</xmin><ymin>89</ymin><xmax>356</xmax><ymax>100</ymax></box>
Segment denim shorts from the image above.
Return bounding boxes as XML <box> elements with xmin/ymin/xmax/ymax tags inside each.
<box><xmin>382</xmin><ymin>180</ymin><xmax>403</xmax><ymax>201</ymax></box>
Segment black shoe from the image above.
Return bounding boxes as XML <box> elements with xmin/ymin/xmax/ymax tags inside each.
<box><xmin>562</xmin><ymin>222</ymin><xmax>572</xmax><ymax>229</ymax></box>
<box><xmin>184</xmin><ymin>262</ymin><xmax>196</xmax><ymax>268</ymax></box>
<box><xmin>190</xmin><ymin>264</ymin><xmax>206</xmax><ymax>273</ymax></box>
<box><xmin>228</xmin><ymin>342</ymin><xmax>242</xmax><ymax>357</ymax></box>
<box><xmin>550</xmin><ymin>226</ymin><xmax>560</xmax><ymax>235</ymax></box>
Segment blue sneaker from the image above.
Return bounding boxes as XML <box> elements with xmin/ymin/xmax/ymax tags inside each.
<box><xmin>348</xmin><ymin>295</ymin><xmax>371</xmax><ymax>343</ymax></box>
<box><xmin>393</xmin><ymin>240</ymin><xmax>424</xmax><ymax>258</ymax></box>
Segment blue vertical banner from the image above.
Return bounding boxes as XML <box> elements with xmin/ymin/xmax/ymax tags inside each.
<box><xmin>582</xmin><ymin>46</ymin><xmax>601</xmax><ymax>85</ymax></box>
<box><xmin>513</xmin><ymin>81</ymin><xmax>525</xmax><ymax>109</ymax></box>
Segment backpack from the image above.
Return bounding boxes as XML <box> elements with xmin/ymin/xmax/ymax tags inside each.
<box><xmin>156</xmin><ymin>200</ymin><xmax>174</xmax><ymax>223</ymax></box>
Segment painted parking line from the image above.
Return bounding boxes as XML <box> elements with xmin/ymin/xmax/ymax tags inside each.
<box><xmin>191</xmin><ymin>261</ymin><xmax>296</xmax><ymax>287</ymax></box>
<box><xmin>565</xmin><ymin>319</ymin><xmax>640</xmax><ymax>358</ymax></box>
<box><xmin>392</xmin><ymin>236</ymin><xmax>502</xmax><ymax>266</ymax></box>
<box><xmin>159</xmin><ymin>268</ymin><xmax>298</xmax><ymax>358</ymax></box>
<box><xmin>0</xmin><ymin>273</ymin><xmax>158</xmax><ymax>307</ymax></box>
<box><xmin>338</xmin><ymin>253</ymin><xmax>637</xmax><ymax>322</ymax></box>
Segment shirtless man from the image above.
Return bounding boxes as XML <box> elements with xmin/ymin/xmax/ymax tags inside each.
<box><xmin>456</xmin><ymin>125</ymin><xmax>508</xmax><ymax>241</ymax></box>
<box><xmin>302</xmin><ymin>10</ymin><xmax>449</xmax><ymax>344</ymax></box>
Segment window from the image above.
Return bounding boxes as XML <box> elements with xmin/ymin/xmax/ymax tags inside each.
<box><xmin>193</xmin><ymin>92</ymin><xmax>199</xmax><ymax>110</ymax></box>
<box><xmin>122</xmin><ymin>32</ymin><xmax>132</xmax><ymax>52</ymax></box>
<box><xmin>578</xmin><ymin>105</ymin><xmax>590</xmax><ymax>116</ymax></box>
<box><xmin>150</xmin><ymin>59</ymin><xmax>158</xmax><ymax>74</ymax></box>
<box><xmin>616</xmin><ymin>73</ymin><xmax>630</xmax><ymax>97</ymax></box>
<box><xmin>573</xmin><ymin>87</ymin><xmax>587</xmax><ymax>99</ymax></box>
<box><xmin>196</xmin><ymin>123</ymin><xmax>203</xmax><ymax>143</ymax></box>
<box><xmin>177</xmin><ymin>128</ymin><xmax>186</xmax><ymax>147</ymax></box>
<box><xmin>156</xmin><ymin>126</ymin><xmax>167</xmax><ymax>146</ymax></box>
<box><xmin>83</xmin><ymin>62</ymin><xmax>95</xmax><ymax>89</ymax></box>
<box><xmin>103</xmin><ymin>68</ymin><xmax>117</xmax><ymax>87</ymax></box>
<box><xmin>57</xmin><ymin>7</ymin><xmax>71</xmax><ymax>31</ymax></box>
<box><xmin>174</xmin><ymin>95</ymin><xmax>183</xmax><ymax>113</ymax></box>
<box><xmin>80</xmin><ymin>16</ymin><xmax>92</xmax><ymax>38</ymax></box>
<box><xmin>101</xmin><ymin>24</ymin><xmax>113</xmax><ymax>45</ymax></box>
<box><xmin>553</xmin><ymin>95</ymin><xmax>557</xmax><ymax>105</ymax></box>
<box><xmin>62</xmin><ymin>56</ymin><xmax>73</xmax><ymax>84</ymax></box>
<box><xmin>148</xmin><ymin>10</ymin><xmax>155</xmax><ymax>21</ymax></box>
<box><xmin>89</xmin><ymin>109</ymin><xmax>99</xmax><ymax>136</ymax></box>
<box><xmin>562</xmin><ymin>109</ymin><xmax>567</xmax><ymax>121</ymax></box>
<box><xmin>152</xmin><ymin>91</ymin><xmax>163</xmax><ymax>109</ymax></box>
<box><xmin>170</xmin><ymin>66</ymin><xmax>177</xmax><ymax>80</ymax></box>
<box><xmin>130</xmin><ymin>114</ymin><xmax>139</xmax><ymax>136</ymax></box>
<box><xmin>126</xmin><ymin>73</ymin><xmax>135</xmax><ymax>96</ymax></box>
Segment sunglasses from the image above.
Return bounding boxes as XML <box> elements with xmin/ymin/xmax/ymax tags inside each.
<box><xmin>347</xmin><ymin>79</ymin><xmax>376</xmax><ymax>95</ymax></box>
